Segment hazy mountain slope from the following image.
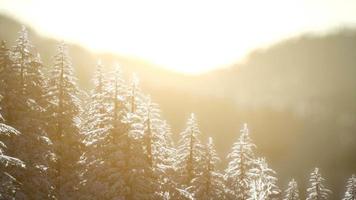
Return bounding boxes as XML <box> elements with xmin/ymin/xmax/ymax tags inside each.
<box><xmin>196</xmin><ymin>30</ymin><xmax>356</xmax><ymax>198</ymax></box>
<box><xmin>148</xmin><ymin>31</ymin><xmax>356</xmax><ymax>198</ymax></box>
<box><xmin>1</xmin><ymin>14</ymin><xmax>356</xmax><ymax>199</ymax></box>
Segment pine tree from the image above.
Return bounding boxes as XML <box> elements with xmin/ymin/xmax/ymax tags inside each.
<box><xmin>343</xmin><ymin>174</ymin><xmax>356</xmax><ymax>200</ymax></box>
<box><xmin>127</xmin><ymin>112</ymin><xmax>159</xmax><ymax>200</ymax></box>
<box><xmin>16</xmin><ymin>51</ymin><xmax>56</xmax><ymax>200</ymax></box>
<box><xmin>0</xmin><ymin>41</ymin><xmax>9</xmax><ymax>72</ymax></box>
<box><xmin>140</xmin><ymin>97</ymin><xmax>176</xmax><ymax>199</ymax></box>
<box><xmin>0</xmin><ymin>29</ymin><xmax>32</xmax><ymax>127</ymax></box>
<box><xmin>306</xmin><ymin>168</ymin><xmax>331</xmax><ymax>200</ymax></box>
<box><xmin>128</xmin><ymin>73</ymin><xmax>140</xmax><ymax>113</ymax></box>
<box><xmin>151</xmin><ymin>119</ymin><xmax>189</xmax><ymax>200</ymax></box>
<box><xmin>140</xmin><ymin>97</ymin><xmax>175</xmax><ymax>168</ymax></box>
<box><xmin>141</xmin><ymin>97</ymin><xmax>157</xmax><ymax>167</ymax></box>
<box><xmin>0</xmin><ymin>37</ymin><xmax>25</xmax><ymax>125</ymax></box>
<box><xmin>248</xmin><ymin>158</ymin><xmax>280</xmax><ymax>200</ymax></box>
<box><xmin>0</xmin><ymin>113</ymin><xmax>23</xmax><ymax>166</ymax></box>
<box><xmin>122</xmin><ymin>76</ymin><xmax>161</xmax><ymax>200</ymax></box>
<box><xmin>189</xmin><ymin>137</ymin><xmax>226</xmax><ymax>200</ymax></box>
<box><xmin>225</xmin><ymin>123</ymin><xmax>256</xmax><ymax>200</ymax></box>
<box><xmin>0</xmin><ymin>27</ymin><xmax>55</xmax><ymax>199</ymax></box>
<box><xmin>79</xmin><ymin>60</ymin><xmax>115</xmax><ymax>199</ymax></box>
<box><xmin>0</xmin><ymin>110</ymin><xmax>24</xmax><ymax>200</ymax></box>
<box><xmin>10</xmin><ymin>26</ymin><xmax>32</xmax><ymax>94</ymax></box>
<box><xmin>283</xmin><ymin>179</ymin><xmax>300</xmax><ymax>200</ymax></box>
<box><xmin>0</xmin><ymin>40</ymin><xmax>17</xmax><ymax>123</ymax></box>
<box><xmin>176</xmin><ymin>113</ymin><xmax>205</xmax><ymax>186</ymax></box>
<box><xmin>80</xmin><ymin>60</ymin><xmax>113</xmax><ymax>149</ymax></box>
<box><xmin>81</xmin><ymin>66</ymin><xmax>132</xmax><ymax>199</ymax></box>
<box><xmin>48</xmin><ymin>42</ymin><xmax>83</xmax><ymax>199</ymax></box>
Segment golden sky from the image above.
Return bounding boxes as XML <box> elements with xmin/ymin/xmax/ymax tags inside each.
<box><xmin>1</xmin><ymin>0</ymin><xmax>356</xmax><ymax>74</ymax></box>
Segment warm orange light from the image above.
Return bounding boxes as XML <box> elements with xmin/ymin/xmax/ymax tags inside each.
<box><xmin>1</xmin><ymin>0</ymin><xmax>356</xmax><ymax>74</ymax></box>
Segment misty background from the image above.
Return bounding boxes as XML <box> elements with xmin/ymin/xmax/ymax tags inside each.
<box><xmin>1</xmin><ymin>14</ymin><xmax>355</xmax><ymax>199</ymax></box>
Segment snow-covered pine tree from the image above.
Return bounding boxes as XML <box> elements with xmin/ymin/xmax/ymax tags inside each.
<box><xmin>141</xmin><ymin>97</ymin><xmax>177</xmax><ymax>170</ymax></box>
<box><xmin>0</xmin><ymin>40</ymin><xmax>17</xmax><ymax>123</ymax></box>
<box><xmin>0</xmin><ymin>41</ymin><xmax>9</xmax><ymax>72</ymax></box>
<box><xmin>127</xmin><ymin>112</ymin><xmax>159</xmax><ymax>200</ymax></box>
<box><xmin>248</xmin><ymin>158</ymin><xmax>280</xmax><ymax>200</ymax></box>
<box><xmin>0</xmin><ymin>113</ymin><xmax>23</xmax><ymax>167</ymax></box>
<box><xmin>139</xmin><ymin>96</ymin><xmax>184</xmax><ymax>199</ymax></box>
<box><xmin>115</xmin><ymin>75</ymin><xmax>161</xmax><ymax>200</ymax></box>
<box><xmin>10</xmin><ymin>26</ymin><xmax>32</xmax><ymax>94</ymax></box>
<box><xmin>283</xmin><ymin>179</ymin><xmax>300</xmax><ymax>200</ymax></box>
<box><xmin>80</xmin><ymin>60</ymin><xmax>116</xmax><ymax>149</ymax></box>
<box><xmin>0</xmin><ymin>27</ymin><xmax>55</xmax><ymax>199</ymax></box>
<box><xmin>0</xmin><ymin>28</ymin><xmax>34</xmax><ymax>126</ymax></box>
<box><xmin>306</xmin><ymin>168</ymin><xmax>331</xmax><ymax>200</ymax></box>
<box><xmin>47</xmin><ymin>42</ymin><xmax>83</xmax><ymax>199</ymax></box>
<box><xmin>176</xmin><ymin>113</ymin><xmax>205</xmax><ymax>187</ymax></box>
<box><xmin>141</xmin><ymin>97</ymin><xmax>159</xmax><ymax>167</ymax></box>
<box><xmin>158</xmin><ymin>121</ymin><xmax>186</xmax><ymax>200</ymax></box>
<box><xmin>145</xmin><ymin>118</ymin><xmax>190</xmax><ymax>200</ymax></box>
<box><xmin>0</xmin><ymin>109</ymin><xmax>24</xmax><ymax>200</ymax></box>
<box><xmin>0</xmin><ymin>35</ymin><xmax>26</xmax><ymax>124</ymax></box>
<box><xmin>15</xmin><ymin>52</ymin><xmax>56</xmax><ymax>200</ymax></box>
<box><xmin>133</xmin><ymin>111</ymin><xmax>188</xmax><ymax>200</ymax></box>
<box><xmin>79</xmin><ymin>60</ymin><xmax>115</xmax><ymax>199</ymax></box>
<box><xmin>343</xmin><ymin>174</ymin><xmax>356</xmax><ymax>200</ymax></box>
<box><xmin>129</xmin><ymin>73</ymin><xmax>142</xmax><ymax>112</ymax></box>
<box><xmin>225</xmin><ymin>123</ymin><xmax>256</xmax><ymax>200</ymax></box>
<box><xmin>189</xmin><ymin>137</ymin><xmax>226</xmax><ymax>200</ymax></box>
<box><xmin>160</xmin><ymin>121</ymin><xmax>176</xmax><ymax>166</ymax></box>
<box><xmin>86</xmin><ymin>69</ymin><xmax>158</xmax><ymax>200</ymax></box>
<box><xmin>81</xmin><ymin>66</ymin><xmax>132</xmax><ymax>199</ymax></box>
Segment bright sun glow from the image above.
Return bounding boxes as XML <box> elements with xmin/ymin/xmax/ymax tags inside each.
<box><xmin>1</xmin><ymin>0</ymin><xmax>356</xmax><ymax>74</ymax></box>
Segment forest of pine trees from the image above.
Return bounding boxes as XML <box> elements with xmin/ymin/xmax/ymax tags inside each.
<box><xmin>0</xmin><ymin>26</ymin><xmax>354</xmax><ymax>200</ymax></box>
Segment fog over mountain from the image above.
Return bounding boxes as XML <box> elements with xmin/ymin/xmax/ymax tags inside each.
<box><xmin>1</xmin><ymin>14</ymin><xmax>355</xmax><ymax>199</ymax></box>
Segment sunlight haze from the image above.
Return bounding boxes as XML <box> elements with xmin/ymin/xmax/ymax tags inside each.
<box><xmin>0</xmin><ymin>1</ymin><xmax>356</xmax><ymax>198</ymax></box>
<box><xmin>1</xmin><ymin>0</ymin><xmax>356</xmax><ymax>74</ymax></box>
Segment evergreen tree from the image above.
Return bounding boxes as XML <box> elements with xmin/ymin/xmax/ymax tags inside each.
<box><xmin>128</xmin><ymin>74</ymin><xmax>140</xmax><ymax>113</ymax></box>
<box><xmin>0</xmin><ymin>27</ymin><xmax>55</xmax><ymax>199</ymax></box>
<box><xmin>0</xmin><ymin>110</ymin><xmax>24</xmax><ymax>200</ymax></box>
<box><xmin>121</xmin><ymin>76</ymin><xmax>160</xmax><ymax>200</ymax></box>
<box><xmin>306</xmin><ymin>168</ymin><xmax>331</xmax><ymax>200</ymax></box>
<box><xmin>140</xmin><ymin>97</ymin><xmax>176</xmax><ymax>199</ymax></box>
<box><xmin>81</xmin><ymin>60</ymin><xmax>112</xmax><ymax>139</ymax></box>
<box><xmin>176</xmin><ymin>113</ymin><xmax>205</xmax><ymax>186</ymax></box>
<box><xmin>81</xmin><ymin>66</ymin><xmax>132</xmax><ymax>199</ymax></box>
<box><xmin>343</xmin><ymin>174</ymin><xmax>356</xmax><ymax>200</ymax></box>
<box><xmin>225</xmin><ymin>123</ymin><xmax>256</xmax><ymax>200</ymax></box>
<box><xmin>140</xmin><ymin>97</ymin><xmax>175</xmax><ymax>168</ymax></box>
<box><xmin>0</xmin><ymin>40</ymin><xmax>17</xmax><ymax>123</ymax></box>
<box><xmin>10</xmin><ymin>26</ymin><xmax>32</xmax><ymax>94</ymax></box>
<box><xmin>79</xmin><ymin>60</ymin><xmax>114</xmax><ymax>199</ymax></box>
<box><xmin>248</xmin><ymin>158</ymin><xmax>280</xmax><ymax>200</ymax></box>
<box><xmin>283</xmin><ymin>179</ymin><xmax>300</xmax><ymax>200</ymax></box>
<box><xmin>152</xmin><ymin>119</ymin><xmax>189</xmax><ymax>200</ymax></box>
<box><xmin>16</xmin><ymin>52</ymin><xmax>56</xmax><ymax>200</ymax></box>
<box><xmin>0</xmin><ymin>114</ymin><xmax>23</xmax><ymax>166</ymax></box>
<box><xmin>48</xmin><ymin>42</ymin><xmax>83</xmax><ymax>199</ymax></box>
<box><xmin>0</xmin><ymin>41</ymin><xmax>9</xmax><ymax>72</ymax></box>
<box><xmin>127</xmin><ymin>111</ymin><xmax>159</xmax><ymax>200</ymax></box>
<box><xmin>189</xmin><ymin>137</ymin><xmax>226</xmax><ymax>200</ymax></box>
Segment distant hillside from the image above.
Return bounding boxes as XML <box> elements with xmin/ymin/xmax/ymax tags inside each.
<box><xmin>1</xmin><ymin>14</ymin><xmax>356</xmax><ymax>199</ymax></box>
